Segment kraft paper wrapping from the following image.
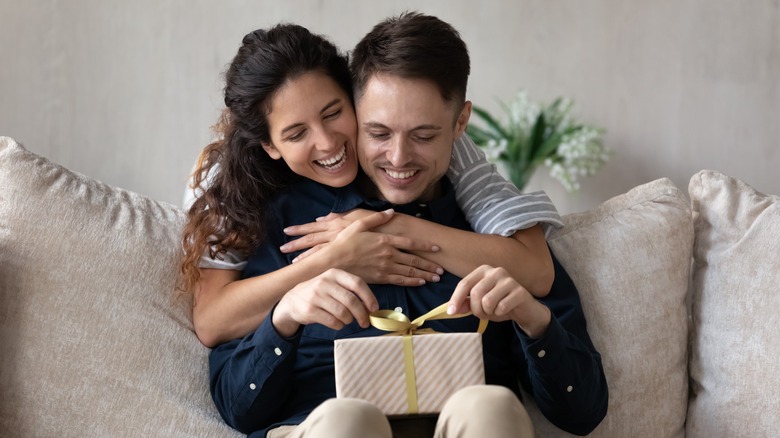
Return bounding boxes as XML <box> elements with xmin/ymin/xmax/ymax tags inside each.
<box><xmin>333</xmin><ymin>332</ymin><xmax>485</xmax><ymax>416</ymax></box>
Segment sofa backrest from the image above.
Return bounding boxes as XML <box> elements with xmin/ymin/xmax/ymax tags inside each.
<box><xmin>0</xmin><ymin>137</ymin><xmax>239</xmax><ymax>437</ymax></box>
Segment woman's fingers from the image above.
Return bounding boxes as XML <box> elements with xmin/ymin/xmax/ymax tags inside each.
<box><xmin>280</xmin><ymin>231</ymin><xmax>335</xmax><ymax>253</ymax></box>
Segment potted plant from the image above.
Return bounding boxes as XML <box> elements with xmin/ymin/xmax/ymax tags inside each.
<box><xmin>466</xmin><ymin>91</ymin><xmax>610</xmax><ymax>192</ymax></box>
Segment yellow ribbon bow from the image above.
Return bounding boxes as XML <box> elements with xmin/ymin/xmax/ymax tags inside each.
<box><xmin>367</xmin><ymin>302</ymin><xmax>487</xmax><ymax>414</ymax></box>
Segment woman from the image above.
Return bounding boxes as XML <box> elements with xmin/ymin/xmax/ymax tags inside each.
<box><xmin>181</xmin><ymin>24</ymin><xmax>562</xmax><ymax>348</ymax></box>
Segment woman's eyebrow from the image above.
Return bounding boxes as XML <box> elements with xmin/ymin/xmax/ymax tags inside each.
<box><xmin>320</xmin><ymin>99</ymin><xmax>341</xmax><ymax>114</ymax></box>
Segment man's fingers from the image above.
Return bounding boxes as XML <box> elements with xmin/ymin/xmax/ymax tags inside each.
<box><xmin>448</xmin><ymin>274</ymin><xmax>477</xmax><ymax>315</ymax></box>
<box><xmin>449</xmin><ymin>265</ymin><xmax>494</xmax><ymax>315</ymax></box>
<box><xmin>332</xmin><ymin>269</ymin><xmax>379</xmax><ymax>315</ymax></box>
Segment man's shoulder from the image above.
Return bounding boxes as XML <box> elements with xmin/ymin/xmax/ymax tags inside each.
<box><xmin>272</xmin><ymin>179</ymin><xmax>362</xmax><ymax>219</ymax></box>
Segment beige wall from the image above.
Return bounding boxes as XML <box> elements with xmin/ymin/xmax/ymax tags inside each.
<box><xmin>1</xmin><ymin>0</ymin><xmax>778</xmax><ymax>212</ymax></box>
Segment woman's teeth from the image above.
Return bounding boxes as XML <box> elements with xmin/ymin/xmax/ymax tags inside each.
<box><xmin>316</xmin><ymin>147</ymin><xmax>346</xmax><ymax>169</ymax></box>
<box><xmin>385</xmin><ymin>169</ymin><xmax>417</xmax><ymax>179</ymax></box>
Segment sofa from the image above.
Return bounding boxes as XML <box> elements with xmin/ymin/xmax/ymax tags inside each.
<box><xmin>1</xmin><ymin>135</ymin><xmax>778</xmax><ymax>437</ymax></box>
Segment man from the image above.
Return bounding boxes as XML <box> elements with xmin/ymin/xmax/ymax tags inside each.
<box><xmin>209</xmin><ymin>12</ymin><xmax>608</xmax><ymax>437</ymax></box>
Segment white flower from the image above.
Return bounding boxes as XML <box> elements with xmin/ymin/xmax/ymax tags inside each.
<box><xmin>468</xmin><ymin>90</ymin><xmax>610</xmax><ymax>192</ymax></box>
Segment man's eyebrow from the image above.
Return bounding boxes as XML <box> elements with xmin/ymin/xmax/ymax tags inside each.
<box><xmin>361</xmin><ymin>122</ymin><xmax>443</xmax><ymax>131</ymax></box>
<box><xmin>280</xmin><ymin>99</ymin><xmax>343</xmax><ymax>135</ymax></box>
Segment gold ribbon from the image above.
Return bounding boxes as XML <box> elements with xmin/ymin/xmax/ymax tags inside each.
<box><xmin>368</xmin><ymin>303</ymin><xmax>487</xmax><ymax>414</ymax></box>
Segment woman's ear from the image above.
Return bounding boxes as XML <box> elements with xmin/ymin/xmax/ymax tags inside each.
<box><xmin>261</xmin><ymin>141</ymin><xmax>283</xmax><ymax>160</ymax></box>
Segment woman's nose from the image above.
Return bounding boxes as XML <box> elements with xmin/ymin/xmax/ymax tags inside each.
<box><xmin>313</xmin><ymin>126</ymin><xmax>338</xmax><ymax>152</ymax></box>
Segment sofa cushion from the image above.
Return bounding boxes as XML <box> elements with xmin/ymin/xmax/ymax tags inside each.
<box><xmin>521</xmin><ymin>178</ymin><xmax>693</xmax><ymax>437</ymax></box>
<box><xmin>0</xmin><ymin>137</ymin><xmax>239</xmax><ymax>437</ymax></box>
<box><xmin>686</xmin><ymin>170</ymin><xmax>780</xmax><ymax>437</ymax></box>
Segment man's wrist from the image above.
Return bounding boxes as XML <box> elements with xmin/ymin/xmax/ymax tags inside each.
<box><xmin>271</xmin><ymin>303</ymin><xmax>301</xmax><ymax>339</ymax></box>
<box><xmin>513</xmin><ymin>301</ymin><xmax>552</xmax><ymax>339</ymax></box>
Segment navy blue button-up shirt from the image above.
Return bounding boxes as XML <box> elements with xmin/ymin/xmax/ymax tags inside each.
<box><xmin>209</xmin><ymin>177</ymin><xmax>608</xmax><ymax>437</ymax></box>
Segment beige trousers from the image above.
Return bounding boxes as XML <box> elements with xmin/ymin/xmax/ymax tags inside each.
<box><xmin>267</xmin><ymin>385</ymin><xmax>534</xmax><ymax>438</ymax></box>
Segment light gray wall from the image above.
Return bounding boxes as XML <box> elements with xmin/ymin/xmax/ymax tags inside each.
<box><xmin>2</xmin><ymin>0</ymin><xmax>778</xmax><ymax>213</ymax></box>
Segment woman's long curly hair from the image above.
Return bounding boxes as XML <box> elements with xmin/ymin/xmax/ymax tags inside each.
<box><xmin>180</xmin><ymin>24</ymin><xmax>352</xmax><ymax>294</ymax></box>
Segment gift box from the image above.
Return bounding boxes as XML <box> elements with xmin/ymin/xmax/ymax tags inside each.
<box><xmin>333</xmin><ymin>304</ymin><xmax>486</xmax><ymax>416</ymax></box>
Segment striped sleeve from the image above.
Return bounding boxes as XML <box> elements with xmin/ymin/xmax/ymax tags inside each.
<box><xmin>446</xmin><ymin>134</ymin><xmax>564</xmax><ymax>237</ymax></box>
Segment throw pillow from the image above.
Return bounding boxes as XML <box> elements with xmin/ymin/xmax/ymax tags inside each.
<box><xmin>522</xmin><ymin>178</ymin><xmax>693</xmax><ymax>437</ymax></box>
<box><xmin>686</xmin><ymin>170</ymin><xmax>780</xmax><ymax>437</ymax></box>
<box><xmin>0</xmin><ymin>137</ymin><xmax>239</xmax><ymax>437</ymax></box>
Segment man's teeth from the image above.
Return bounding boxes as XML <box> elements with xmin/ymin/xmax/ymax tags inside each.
<box><xmin>316</xmin><ymin>147</ymin><xmax>346</xmax><ymax>167</ymax></box>
<box><xmin>385</xmin><ymin>169</ymin><xmax>417</xmax><ymax>179</ymax></box>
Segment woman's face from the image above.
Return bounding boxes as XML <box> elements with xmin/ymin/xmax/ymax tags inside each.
<box><xmin>262</xmin><ymin>71</ymin><xmax>358</xmax><ymax>187</ymax></box>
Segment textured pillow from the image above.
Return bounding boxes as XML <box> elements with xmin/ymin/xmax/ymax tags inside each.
<box><xmin>521</xmin><ymin>178</ymin><xmax>693</xmax><ymax>437</ymax></box>
<box><xmin>686</xmin><ymin>170</ymin><xmax>780</xmax><ymax>437</ymax></box>
<box><xmin>0</xmin><ymin>137</ymin><xmax>239</xmax><ymax>437</ymax></box>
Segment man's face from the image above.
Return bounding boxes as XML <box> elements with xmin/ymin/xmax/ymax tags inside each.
<box><xmin>355</xmin><ymin>74</ymin><xmax>471</xmax><ymax>204</ymax></box>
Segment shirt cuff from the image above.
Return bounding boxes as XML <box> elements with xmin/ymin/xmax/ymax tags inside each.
<box><xmin>514</xmin><ymin>316</ymin><xmax>567</xmax><ymax>375</ymax></box>
<box><xmin>252</xmin><ymin>308</ymin><xmax>302</xmax><ymax>369</ymax></box>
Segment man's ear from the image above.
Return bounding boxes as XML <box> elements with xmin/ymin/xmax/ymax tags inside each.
<box><xmin>261</xmin><ymin>141</ymin><xmax>283</xmax><ymax>160</ymax></box>
<box><xmin>454</xmin><ymin>101</ymin><xmax>472</xmax><ymax>138</ymax></box>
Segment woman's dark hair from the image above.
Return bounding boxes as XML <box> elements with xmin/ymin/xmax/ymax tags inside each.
<box><xmin>180</xmin><ymin>24</ymin><xmax>352</xmax><ymax>294</ymax></box>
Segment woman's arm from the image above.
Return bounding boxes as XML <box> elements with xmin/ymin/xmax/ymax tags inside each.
<box><xmin>193</xmin><ymin>210</ymin><xmax>442</xmax><ymax>348</ymax></box>
<box><xmin>285</xmin><ymin>213</ymin><xmax>554</xmax><ymax>297</ymax></box>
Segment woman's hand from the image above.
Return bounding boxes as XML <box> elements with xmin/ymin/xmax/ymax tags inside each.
<box><xmin>272</xmin><ymin>269</ymin><xmax>378</xmax><ymax>338</ymax></box>
<box><xmin>281</xmin><ymin>208</ymin><xmax>384</xmax><ymax>254</ymax></box>
<box><xmin>284</xmin><ymin>209</ymin><xmax>444</xmax><ymax>286</ymax></box>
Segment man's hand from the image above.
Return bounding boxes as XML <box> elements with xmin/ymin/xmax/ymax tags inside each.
<box><xmin>448</xmin><ymin>265</ymin><xmax>552</xmax><ymax>338</ymax></box>
<box><xmin>283</xmin><ymin>209</ymin><xmax>444</xmax><ymax>286</ymax></box>
<box><xmin>272</xmin><ymin>269</ymin><xmax>379</xmax><ymax>338</ymax></box>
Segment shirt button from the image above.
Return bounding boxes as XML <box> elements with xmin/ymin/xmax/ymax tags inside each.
<box><xmin>537</xmin><ymin>350</ymin><xmax>546</xmax><ymax>358</ymax></box>
<box><xmin>567</xmin><ymin>385</ymin><xmax>573</xmax><ymax>393</ymax></box>
<box><xmin>419</xmin><ymin>203</ymin><xmax>427</xmax><ymax>208</ymax></box>
<box><xmin>394</xmin><ymin>307</ymin><xmax>403</xmax><ymax>313</ymax></box>
<box><xmin>249</xmin><ymin>383</ymin><xmax>257</xmax><ymax>390</ymax></box>
<box><xmin>415</xmin><ymin>213</ymin><xmax>423</xmax><ymax>218</ymax></box>
<box><xmin>274</xmin><ymin>347</ymin><xmax>282</xmax><ymax>356</ymax></box>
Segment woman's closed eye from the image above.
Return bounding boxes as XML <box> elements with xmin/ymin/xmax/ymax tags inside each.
<box><xmin>323</xmin><ymin>109</ymin><xmax>342</xmax><ymax>120</ymax></box>
<box><xmin>286</xmin><ymin>129</ymin><xmax>306</xmax><ymax>142</ymax></box>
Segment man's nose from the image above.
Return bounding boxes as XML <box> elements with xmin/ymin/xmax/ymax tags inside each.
<box><xmin>387</xmin><ymin>136</ymin><xmax>413</xmax><ymax>167</ymax></box>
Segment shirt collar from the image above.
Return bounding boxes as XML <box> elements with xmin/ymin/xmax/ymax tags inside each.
<box><xmin>332</xmin><ymin>177</ymin><xmax>458</xmax><ymax>225</ymax></box>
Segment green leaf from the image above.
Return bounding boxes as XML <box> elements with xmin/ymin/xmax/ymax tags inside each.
<box><xmin>465</xmin><ymin>125</ymin><xmax>495</xmax><ymax>146</ymax></box>
<box><xmin>470</xmin><ymin>105</ymin><xmax>509</xmax><ymax>138</ymax></box>
<box><xmin>527</xmin><ymin>112</ymin><xmax>547</xmax><ymax>162</ymax></box>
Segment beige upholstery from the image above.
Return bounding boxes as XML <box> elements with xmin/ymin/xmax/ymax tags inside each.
<box><xmin>522</xmin><ymin>178</ymin><xmax>693</xmax><ymax>437</ymax></box>
<box><xmin>0</xmin><ymin>137</ymin><xmax>238</xmax><ymax>437</ymax></box>
<box><xmin>686</xmin><ymin>170</ymin><xmax>780</xmax><ymax>437</ymax></box>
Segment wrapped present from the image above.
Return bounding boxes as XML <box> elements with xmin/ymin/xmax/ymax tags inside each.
<box><xmin>333</xmin><ymin>303</ymin><xmax>486</xmax><ymax>416</ymax></box>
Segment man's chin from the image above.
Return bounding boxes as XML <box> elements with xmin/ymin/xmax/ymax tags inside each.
<box><xmin>370</xmin><ymin>185</ymin><xmax>412</xmax><ymax>205</ymax></box>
